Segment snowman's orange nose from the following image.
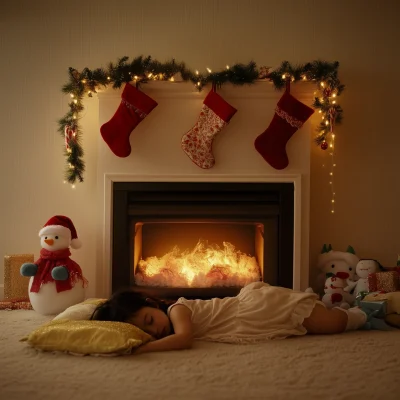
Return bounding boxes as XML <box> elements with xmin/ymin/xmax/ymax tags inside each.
<box><xmin>44</xmin><ymin>239</ymin><xmax>54</xmax><ymax>246</ymax></box>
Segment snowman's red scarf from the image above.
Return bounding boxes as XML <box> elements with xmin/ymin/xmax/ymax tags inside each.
<box><xmin>30</xmin><ymin>248</ymin><xmax>87</xmax><ymax>293</ymax></box>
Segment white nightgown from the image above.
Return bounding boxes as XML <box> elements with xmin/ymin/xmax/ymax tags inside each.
<box><xmin>167</xmin><ymin>282</ymin><xmax>319</xmax><ymax>343</ymax></box>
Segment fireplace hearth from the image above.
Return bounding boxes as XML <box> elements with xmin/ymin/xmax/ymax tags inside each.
<box><xmin>111</xmin><ymin>181</ymin><xmax>294</xmax><ymax>299</ymax></box>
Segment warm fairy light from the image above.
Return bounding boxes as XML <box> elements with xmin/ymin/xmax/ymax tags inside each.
<box><xmin>73</xmin><ymin>99</ymin><xmax>78</xmax><ymax>104</ymax></box>
<box><xmin>195</xmin><ymin>70</ymin><xmax>199</xmax><ymax>75</ymax></box>
<box><xmin>135</xmin><ymin>240</ymin><xmax>261</xmax><ymax>288</ymax></box>
<box><xmin>81</xmin><ymin>79</ymin><xmax>86</xmax><ymax>83</ymax></box>
<box><xmin>73</xmin><ymin>115</ymin><xmax>77</xmax><ymax>119</ymax></box>
<box><xmin>88</xmin><ymin>91</ymin><xmax>92</xmax><ymax>95</ymax></box>
<box><xmin>148</xmin><ymin>73</ymin><xmax>153</xmax><ymax>78</ymax></box>
<box><xmin>330</xmin><ymin>143</ymin><xmax>333</xmax><ymax>148</ymax></box>
<box><xmin>107</xmin><ymin>76</ymin><xmax>111</xmax><ymax>80</ymax></box>
<box><xmin>320</xmin><ymin>82</ymin><xmax>325</xmax><ymax>87</ymax></box>
<box><xmin>206</xmin><ymin>68</ymin><xmax>212</xmax><ymax>73</ymax></box>
<box><xmin>70</xmin><ymin>94</ymin><xmax>74</xmax><ymax>98</ymax></box>
<box><xmin>71</xmin><ymin>184</ymin><xmax>75</xmax><ymax>189</ymax></box>
<box><xmin>197</xmin><ymin>82</ymin><xmax>201</xmax><ymax>86</ymax></box>
<box><xmin>332</xmin><ymin>100</ymin><xmax>336</xmax><ymax>104</ymax></box>
<box><xmin>318</xmin><ymin>110</ymin><xmax>322</xmax><ymax>113</ymax></box>
<box><xmin>170</xmin><ymin>77</ymin><xmax>175</xmax><ymax>82</ymax></box>
<box><xmin>332</xmin><ymin>93</ymin><xmax>336</xmax><ymax>97</ymax></box>
<box><xmin>282</xmin><ymin>74</ymin><xmax>286</xmax><ymax>79</ymax></box>
<box><xmin>325</xmin><ymin>120</ymin><xmax>329</xmax><ymax>125</ymax></box>
<box><xmin>302</xmin><ymin>75</ymin><xmax>307</xmax><ymax>80</ymax></box>
<box><xmin>226</xmin><ymin>65</ymin><xmax>230</xmax><ymax>69</ymax></box>
<box><xmin>134</xmin><ymin>75</ymin><xmax>138</xmax><ymax>80</ymax></box>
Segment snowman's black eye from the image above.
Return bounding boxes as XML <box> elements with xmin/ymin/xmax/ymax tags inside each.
<box><xmin>45</xmin><ymin>237</ymin><xmax>48</xmax><ymax>239</ymax></box>
<box><xmin>55</xmin><ymin>236</ymin><xmax>59</xmax><ymax>239</ymax></box>
<box><xmin>349</xmin><ymin>267</ymin><xmax>352</xmax><ymax>271</ymax></box>
<box><xmin>331</xmin><ymin>264</ymin><xmax>335</xmax><ymax>268</ymax></box>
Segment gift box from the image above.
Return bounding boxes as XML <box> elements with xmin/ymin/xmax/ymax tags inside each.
<box><xmin>368</xmin><ymin>271</ymin><xmax>400</xmax><ymax>293</ymax></box>
<box><xmin>364</xmin><ymin>291</ymin><xmax>400</xmax><ymax>315</ymax></box>
<box><xmin>0</xmin><ymin>298</ymin><xmax>33</xmax><ymax>310</ymax></box>
<box><xmin>359</xmin><ymin>300</ymin><xmax>387</xmax><ymax>318</ymax></box>
<box><xmin>4</xmin><ymin>254</ymin><xmax>34</xmax><ymax>300</ymax></box>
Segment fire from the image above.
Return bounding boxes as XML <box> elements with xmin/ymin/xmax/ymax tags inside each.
<box><xmin>135</xmin><ymin>240</ymin><xmax>261</xmax><ymax>287</ymax></box>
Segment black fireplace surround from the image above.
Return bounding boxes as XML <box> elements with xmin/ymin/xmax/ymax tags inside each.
<box><xmin>112</xmin><ymin>182</ymin><xmax>294</xmax><ymax>299</ymax></box>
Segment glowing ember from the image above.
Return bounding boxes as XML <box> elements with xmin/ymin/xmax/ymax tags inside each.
<box><xmin>135</xmin><ymin>240</ymin><xmax>261</xmax><ymax>287</ymax></box>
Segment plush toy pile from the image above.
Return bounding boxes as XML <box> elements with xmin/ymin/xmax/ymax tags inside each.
<box><xmin>312</xmin><ymin>245</ymin><xmax>400</xmax><ymax>329</ymax></box>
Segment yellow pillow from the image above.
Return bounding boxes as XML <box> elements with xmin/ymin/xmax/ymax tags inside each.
<box><xmin>52</xmin><ymin>298</ymin><xmax>107</xmax><ymax>321</ymax></box>
<box><xmin>21</xmin><ymin>319</ymin><xmax>152</xmax><ymax>355</ymax></box>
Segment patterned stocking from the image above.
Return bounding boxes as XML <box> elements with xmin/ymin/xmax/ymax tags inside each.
<box><xmin>181</xmin><ymin>89</ymin><xmax>237</xmax><ymax>169</ymax></box>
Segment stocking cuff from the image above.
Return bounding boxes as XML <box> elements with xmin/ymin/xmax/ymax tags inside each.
<box><xmin>276</xmin><ymin>91</ymin><xmax>314</xmax><ymax>128</ymax></box>
<box><xmin>203</xmin><ymin>90</ymin><xmax>237</xmax><ymax>123</ymax></box>
<box><xmin>121</xmin><ymin>83</ymin><xmax>158</xmax><ymax>116</ymax></box>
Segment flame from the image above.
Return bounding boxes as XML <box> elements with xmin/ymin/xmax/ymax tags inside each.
<box><xmin>135</xmin><ymin>240</ymin><xmax>261</xmax><ymax>287</ymax></box>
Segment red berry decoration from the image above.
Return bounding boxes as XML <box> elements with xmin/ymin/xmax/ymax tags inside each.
<box><xmin>321</xmin><ymin>141</ymin><xmax>328</xmax><ymax>150</ymax></box>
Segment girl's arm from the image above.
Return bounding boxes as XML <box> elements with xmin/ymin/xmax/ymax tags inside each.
<box><xmin>134</xmin><ymin>304</ymin><xmax>193</xmax><ymax>354</ymax></box>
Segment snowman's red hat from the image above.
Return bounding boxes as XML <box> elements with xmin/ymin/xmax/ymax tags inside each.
<box><xmin>38</xmin><ymin>215</ymin><xmax>82</xmax><ymax>249</ymax></box>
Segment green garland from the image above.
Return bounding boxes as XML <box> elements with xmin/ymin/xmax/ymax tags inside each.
<box><xmin>58</xmin><ymin>56</ymin><xmax>344</xmax><ymax>184</ymax></box>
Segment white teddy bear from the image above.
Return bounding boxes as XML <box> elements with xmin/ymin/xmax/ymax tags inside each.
<box><xmin>345</xmin><ymin>259</ymin><xmax>381</xmax><ymax>297</ymax></box>
<box><xmin>315</xmin><ymin>244</ymin><xmax>359</xmax><ymax>295</ymax></box>
<box><xmin>321</xmin><ymin>275</ymin><xmax>354</xmax><ymax>309</ymax></box>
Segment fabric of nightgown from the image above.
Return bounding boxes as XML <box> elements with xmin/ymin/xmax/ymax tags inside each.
<box><xmin>167</xmin><ymin>281</ymin><xmax>318</xmax><ymax>343</ymax></box>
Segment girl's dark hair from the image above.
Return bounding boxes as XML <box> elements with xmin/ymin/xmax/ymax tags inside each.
<box><xmin>90</xmin><ymin>289</ymin><xmax>172</xmax><ymax>323</ymax></box>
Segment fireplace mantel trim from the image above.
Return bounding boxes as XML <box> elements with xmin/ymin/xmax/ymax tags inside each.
<box><xmin>99</xmin><ymin>173</ymin><xmax>305</xmax><ymax>297</ymax></box>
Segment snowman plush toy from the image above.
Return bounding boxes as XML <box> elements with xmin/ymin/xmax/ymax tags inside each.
<box><xmin>20</xmin><ymin>215</ymin><xmax>88</xmax><ymax>315</ymax></box>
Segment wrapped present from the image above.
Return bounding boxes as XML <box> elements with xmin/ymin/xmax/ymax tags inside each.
<box><xmin>0</xmin><ymin>297</ymin><xmax>33</xmax><ymax>310</ymax></box>
<box><xmin>368</xmin><ymin>271</ymin><xmax>399</xmax><ymax>293</ymax></box>
<box><xmin>364</xmin><ymin>291</ymin><xmax>400</xmax><ymax>315</ymax></box>
<box><xmin>359</xmin><ymin>300</ymin><xmax>387</xmax><ymax>318</ymax></box>
<box><xmin>4</xmin><ymin>254</ymin><xmax>34</xmax><ymax>299</ymax></box>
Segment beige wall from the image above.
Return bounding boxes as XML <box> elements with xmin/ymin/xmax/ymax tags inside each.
<box><xmin>1</xmin><ymin>0</ymin><xmax>399</xmax><ymax>297</ymax></box>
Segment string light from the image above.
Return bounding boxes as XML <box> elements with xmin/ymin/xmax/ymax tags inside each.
<box><xmin>60</xmin><ymin>58</ymin><xmax>343</xmax><ymax>184</ymax></box>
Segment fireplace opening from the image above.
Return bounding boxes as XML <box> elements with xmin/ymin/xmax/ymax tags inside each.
<box><xmin>133</xmin><ymin>222</ymin><xmax>264</xmax><ymax>288</ymax></box>
<box><xmin>112</xmin><ymin>182</ymin><xmax>294</xmax><ymax>299</ymax></box>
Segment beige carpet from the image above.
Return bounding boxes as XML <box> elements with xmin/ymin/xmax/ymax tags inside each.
<box><xmin>1</xmin><ymin>310</ymin><xmax>400</xmax><ymax>400</ymax></box>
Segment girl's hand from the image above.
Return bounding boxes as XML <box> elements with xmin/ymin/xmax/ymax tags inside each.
<box><xmin>132</xmin><ymin>305</ymin><xmax>193</xmax><ymax>354</ymax></box>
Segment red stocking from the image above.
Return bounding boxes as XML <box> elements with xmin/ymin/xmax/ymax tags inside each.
<box><xmin>181</xmin><ymin>89</ymin><xmax>237</xmax><ymax>169</ymax></box>
<box><xmin>100</xmin><ymin>83</ymin><xmax>158</xmax><ymax>157</ymax></box>
<box><xmin>254</xmin><ymin>89</ymin><xmax>314</xmax><ymax>170</ymax></box>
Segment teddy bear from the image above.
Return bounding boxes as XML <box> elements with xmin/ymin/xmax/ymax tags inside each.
<box><xmin>345</xmin><ymin>259</ymin><xmax>381</xmax><ymax>297</ymax></box>
<box><xmin>315</xmin><ymin>244</ymin><xmax>359</xmax><ymax>295</ymax></box>
<box><xmin>321</xmin><ymin>275</ymin><xmax>354</xmax><ymax>309</ymax></box>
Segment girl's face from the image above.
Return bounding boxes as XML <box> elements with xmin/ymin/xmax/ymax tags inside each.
<box><xmin>128</xmin><ymin>306</ymin><xmax>171</xmax><ymax>339</ymax></box>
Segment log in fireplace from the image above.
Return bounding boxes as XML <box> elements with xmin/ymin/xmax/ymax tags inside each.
<box><xmin>112</xmin><ymin>182</ymin><xmax>294</xmax><ymax>299</ymax></box>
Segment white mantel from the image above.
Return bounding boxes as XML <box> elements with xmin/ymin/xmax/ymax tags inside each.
<box><xmin>95</xmin><ymin>81</ymin><xmax>315</xmax><ymax>297</ymax></box>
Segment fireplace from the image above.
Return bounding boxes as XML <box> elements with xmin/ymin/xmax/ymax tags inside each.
<box><xmin>111</xmin><ymin>181</ymin><xmax>294</xmax><ymax>299</ymax></box>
